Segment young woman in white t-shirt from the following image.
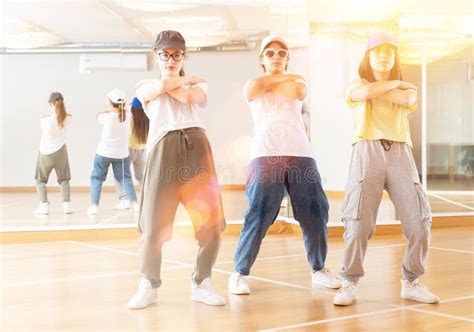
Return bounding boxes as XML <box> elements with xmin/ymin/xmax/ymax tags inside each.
<box><xmin>34</xmin><ymin>92</ymin><xmax>73</xmax><ymax>215</ymax></box>
<box><xmin>87</xmin><ymin>89</ymin><xmax>138</xmax><ymax>216</ymax></box>
<box><xmin>128</xmin><ymin>30</ymin><xmax>225</xmax><ymax>309</ymax></box>
<box><xmin>228</xmin><ymin>35</ymin><xmax>342</xmax><ymax>295</ymax></box>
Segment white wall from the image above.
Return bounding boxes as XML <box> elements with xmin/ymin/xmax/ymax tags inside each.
<box><xmin>309</xmin><ymin>34</ymin><xmax>363</xmax><ymax>191</ymax></box>
<box><xmin>426</xmin><ymin>61</ymin><xmax>474</xmax><ymax>145</ymax></box>
<box><xmin>402</xmin><ymin>64</ymin><xmax>422</xmax><ymax>173</ymax></box>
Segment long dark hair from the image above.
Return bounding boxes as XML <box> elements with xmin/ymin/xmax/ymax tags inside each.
<box><xmin>111</xmin><ymin>102</ymin><xmax>126</xmax><ymax>122</ymax></box>
<box><xmin>131</xmin><ymin>106</ymin><xmax>149</xmax><ymax>144</ymax></box>
<box><xmin>52</xmin><ymin>99</ymin><xmax>68</xmax><ymax>128</ymax></box>
<box><xmin>358</xmin><ymin>50</ymin><xmax>403</xmax><ymax>82</ymax></box>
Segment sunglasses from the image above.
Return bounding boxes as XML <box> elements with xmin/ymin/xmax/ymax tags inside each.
<box><xmin>157</xmin><ymin>52</ymin><xmax>184</xmax><ymax>61</ymax></box>
<box><xmin>262</xmin><ymin>49</ymin><xmax>289</xmax><ymax>58</ymax></box>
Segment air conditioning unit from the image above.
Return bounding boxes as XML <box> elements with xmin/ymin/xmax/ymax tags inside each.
<box><xmin>79</xmin><ymin>53</ymin><xmax>148</xmax><ymax>74</ymax></box>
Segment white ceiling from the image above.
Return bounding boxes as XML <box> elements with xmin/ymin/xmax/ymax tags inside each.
<box><xmin>1</xmin><ymin>0</ymin><xmax>473</xmax><ymax>63</ymax></box>
<box><xmin>1</xmin><ymin>0</ymin><xmax>309</xmax><ymax>48</ymax></box>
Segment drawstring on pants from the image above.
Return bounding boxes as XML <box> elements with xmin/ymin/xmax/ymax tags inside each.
<box><xmin>179</xmin><ymin>129</ymin><xmax>194</xmax><ymax>160</ymax></box>
<box><xmin>380</xmin><ymin>139</ymin><xmax>393</xmax><ymax>151</ymax></box>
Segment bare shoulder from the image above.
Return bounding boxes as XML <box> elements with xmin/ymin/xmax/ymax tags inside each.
<box><xmin>247</xmin><ymin>77</ymin><xmax>259</xmax><ymax>85</ymax></box>
<box><xmin>243</xmin><ymin>78</ymin><xmax>256</xmax><ymax>91</ymax></box>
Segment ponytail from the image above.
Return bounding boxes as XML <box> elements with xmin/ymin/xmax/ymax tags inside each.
<box><xmin>111</xmin><ymin>102</ymin><xmax>126</xmax><ymax>122</ymax></box>
<box><xmin>118</xmin><ymin>103</ymin><xmax>126</xmax><ymax>122</ymax></box>
<box><xmin>54</xmin><ymin>99</ymin><xmax>67</xmax><ymax>128</ymax></box>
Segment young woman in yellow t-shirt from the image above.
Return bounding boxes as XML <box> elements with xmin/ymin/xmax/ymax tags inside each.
<box><xmin>333</xmin><ymin>32</ymin><xmax>439</xmax><ymax>306</ymax></box>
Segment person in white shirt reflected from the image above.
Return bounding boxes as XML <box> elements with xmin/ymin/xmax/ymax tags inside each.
<box><xmin>34</xmin><ymin>92</ymin><xmax>73</xmax><ymax>215</ymax></box>
<box><xmin>87</xmin><ymin>89</ymin><xmax>138</xmax><ymax>216</ymax></box>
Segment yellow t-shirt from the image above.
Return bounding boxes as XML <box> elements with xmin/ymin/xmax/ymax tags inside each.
<box><xmin>128</xmin><ymin>119</ymin><xmax>146</xmax><ymax>150</ymax></box>
<box><xmin>347</xmin><ymin>87</ymin><xmax>416</xmax><ymax>147</ymax></box>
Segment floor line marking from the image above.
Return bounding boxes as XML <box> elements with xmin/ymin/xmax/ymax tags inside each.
<box><xmin>428</xmin><ymin>192</ymin><xmax>474</xmax><ymax>211</ymax></box>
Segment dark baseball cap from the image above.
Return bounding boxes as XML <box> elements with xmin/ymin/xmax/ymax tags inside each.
<box><xmin>48</xmin><ymin>92</ymin><xmax>64</xmax><ymax>102</ymax></box>
<box><xmin>154</xmin><ymin>30</ymin><xmax>186</xmax><ymax>52</ymax></box>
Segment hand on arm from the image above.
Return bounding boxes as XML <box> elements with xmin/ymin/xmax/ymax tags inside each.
<box><xmin>136</xmin><ymin>76</ymin><xmax>205</xmax><ymax>103</ymax></box>
<box><xmin>167</xmin><ymin>86</ymin><xmax>206</xmax><ymax>105</ymax></box>
<box><xmin>378</xmin><ymin>88</ymin><xmax>417</xmax><ymax>109</ymax></box>
<box><xmin>398</xmin><ymin>81</ymin><xmax>418</xmax><ymax>91</ymax></box>
<box><xmin>166</xmin><ymin>76</ymin><xmax>206</xmax><ymax>104</ymax></box>
<box><xmin>245</xmin><ymin>74</ymin><xmax>303</xmax><ymax>101</ymax></box>
<box><xmin>349</xmin><ymin>79</ymin><xmax>402</xmax><ymax>102</ymax></box>
<box><xmin>272</xmin><ymin>79</ymin><xmax>306</xmax><ymax>100</ymax></box>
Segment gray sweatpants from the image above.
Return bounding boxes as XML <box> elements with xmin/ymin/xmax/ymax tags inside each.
<box><xmin>137</xmin><ymin>128</ymin><xmax>226</xmax><ymax>288</ymax></box>
<box><xmin>339</xmin><ymin>140</ymin><xmax>432</xmax><ymax>283</ymax></box>
<box><xmin>35</xmin><ymin>144</ymin><xmax>71</xmax><ymax>203</ymax></box>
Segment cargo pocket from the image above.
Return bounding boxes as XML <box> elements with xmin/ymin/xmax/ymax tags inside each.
<box><xmin>414</xmin><ymin>182</ymin><xmax>432</xmax><ymax>224</ymax></box>
<box><xmin>341</xmin><ymin>180</ymin><xmax>363</xmax><ymax>222</ymax></box>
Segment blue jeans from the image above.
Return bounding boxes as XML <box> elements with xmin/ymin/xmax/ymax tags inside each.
<box><xmin>90</xmin><ymin>154</ymin><xmax>137</xmax><ymax>205</ymax></box>
<box><xmin>234</xmin><ymin>156</ymin><xmax>329</xmax><ymax>275</ymax></box>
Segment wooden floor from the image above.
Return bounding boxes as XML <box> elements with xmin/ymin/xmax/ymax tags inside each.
<box><xmin>427</xmin><ymin>178</ymin><xmax>474</xmax><ymax>191</ymax></box>
<box><xmin>1</xmin><ymin>225</ymin><xmax>473</xmax><ymax>331</ymax></box>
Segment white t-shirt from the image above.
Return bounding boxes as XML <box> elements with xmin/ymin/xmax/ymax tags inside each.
<box><xmin>39</xmin><ymin>115</ymin><xmax>72</xmax><ymax>155</ymax></box>
<box><xmin>245</xmin><ymin>79</ymin><xmax>314</xmax><ymax>161</ymax></box>
<box><xmin>136</xmin><ymin>80</ymin><xmax>207</xmax><ymax>152</ymax></box>
<box><xmin>96</xmin><ymin>111</ymin><xmax>130</xmax><ymax>159</ymax></box>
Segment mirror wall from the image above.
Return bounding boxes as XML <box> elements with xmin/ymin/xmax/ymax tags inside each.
<box><xmin>1</xmin><ymin>0</ymin><xmax>472</xmax><ymax>232</ymax></box>
<box><xmin>0</xmin><ymin>1</ymin><xmax>311</xmax><ymax>231</ymax></box>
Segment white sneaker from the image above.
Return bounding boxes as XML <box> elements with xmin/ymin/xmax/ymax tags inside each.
<box><xmin>228</xmin><ymin>272</ymin><xmax>250</xmax><ymax>295</ymax></box>
<box><xmin>128</xmin><ymin>278</ymin><xmax>158</xmax><ymax>309</ymax></box>
<box><xmin>191</xmin><ymin>278</ymin><xmax>225</xmax><ymax>306</ymax></box>
<box><xmin>87</xmin><ymin>204</ymin><xmax>98</xmax><ymax>215</ymax></box>
<box><xmin>401</xmin><ymin>279</ymin><xmax>440</xmax><ymax>304</ymax></box>
<box><xmin>132</xmin><ymin>202</ymin><xmax>140</xmax><ymax>215</ymax></box>
<box><xmin>312</xmin><ymin>268</ymin><xmax>342</xmax><ymax>289</ymax></box>
<box><xmin>62</xmin><ymin>202</ymin><xmax>74</xmax><ymax>214</ymax></box>
<box><xmin>333</xmin><ymin>280</ymin><xmax>358</xmax><ymax>306</ymax></box>
<box><xmin>114</xmin><ymin>199</ymin><xmax>130</xmax><ymax>210</ymax></box>
<box><xmin>33</xmin><ymin>202</ymin><xmax>49</xmax><ymax>215</ymax></box>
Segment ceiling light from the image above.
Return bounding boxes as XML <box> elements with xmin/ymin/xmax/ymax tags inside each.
<box><xmin>141</xmin><ymin>16</ymin><xmax>222</xmax><ymax>24</ymax></box>
<box><xmin>115</xmin><ymin>1</ymin><xmax>194</xmax><ymax>12</ymax></box>
<box><xmin>271</xmin><ymin>6</ymin><xmax>306</xmax><ymax>15</ymax></box>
